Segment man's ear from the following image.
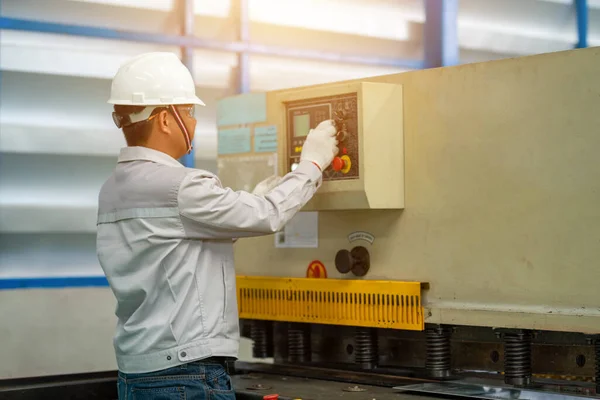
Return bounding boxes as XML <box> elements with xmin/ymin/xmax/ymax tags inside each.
<box><xmin>157</xmin><ymin>110</ymin><xmax>172</xmax><ymax>134</ymax></box>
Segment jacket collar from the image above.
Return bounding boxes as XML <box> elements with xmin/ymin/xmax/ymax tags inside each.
<box><xmin>117</xmin><ymin>146</ymin><xmax>183</xmax><ymax>168</ymax></box>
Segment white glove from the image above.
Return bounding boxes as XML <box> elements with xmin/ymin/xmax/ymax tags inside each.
<box><xmin>300</xmin><ymin>119</ymin><xmax>339</xmax><ymax>170</ymax></box>
<box><xmin>252</xmin><ymin>175</ymin><xmax>283</xmax><ymax>197</ymax></box>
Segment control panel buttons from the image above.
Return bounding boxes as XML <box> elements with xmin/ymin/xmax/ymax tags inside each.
<box><xmin>286</xmin><ymin>93</ymin><xmax>357</xmax><ymax>181</ymax></box>
<box><xmin>340</xmin><ymin>155</ymin><xmax>351</xmax><ymax>173</ymax></box>
<box><xmin>331</xmin><ymin>155</ymin><xmax>351</xmax><ymax>174</ymax></box>
<box><xmin>332</xmin><ymin>157</ymin><xmax>344</xmax><ymax>172</ymax></box>
<box><xmin>333</xmin><ymin>110</ymin><xmax>348</xmax><ymax>141</ymax></box>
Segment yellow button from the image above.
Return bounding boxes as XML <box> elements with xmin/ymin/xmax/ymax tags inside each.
<box><xmin>340</xmin><ymin>155</ymin><xmax>351</xmax><ymax>174</ymax></box>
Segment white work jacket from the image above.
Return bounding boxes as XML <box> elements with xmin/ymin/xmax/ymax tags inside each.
<box><xmin>96</xmin><ymin>146</ymin><xmax>322</xmax><ymax>373</ymax></box>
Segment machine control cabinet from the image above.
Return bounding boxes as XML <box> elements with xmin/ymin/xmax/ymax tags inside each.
<box><xmin>278</xmin><ymin>81</ymin><xmax>404</xmax><ymax>210</ymax></box>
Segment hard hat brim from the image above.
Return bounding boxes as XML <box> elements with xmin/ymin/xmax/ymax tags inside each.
<box><xmin>108</xmin><ymin>96</ymin><xmax>206</xmax><ymax>107</ymax></box>
<box><xmin>189</xmin><ymin>96</ymin><xmax>206</xmax><ymax>106</ymax></box>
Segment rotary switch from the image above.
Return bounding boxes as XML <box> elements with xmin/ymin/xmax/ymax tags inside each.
<box><xmin>335</xmin><ymin>246</ymin><xmax>370</xmax><ymax>277</ymax></box>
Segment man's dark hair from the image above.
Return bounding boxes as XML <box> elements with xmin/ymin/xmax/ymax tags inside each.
<box><xmin>113</xmin><ymin>105</ymin><xmax>162</xmax><ymax>146</ymax></box>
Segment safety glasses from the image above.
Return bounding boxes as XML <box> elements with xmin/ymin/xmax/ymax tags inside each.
<box><xmin>178</xmin><ymin>105</ymin><xmax>195</xmax><ymax>119</ymax></box>
<box><xmin>112</xmin><ymin>105</ymin><xmax>195</xmax><ymax>129</ymax></box>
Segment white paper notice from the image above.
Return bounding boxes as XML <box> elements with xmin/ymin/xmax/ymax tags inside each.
<box><xmin>274</xmin><ymin>212</ymin><xmax>318</xmax><ymax>248</ymax></box>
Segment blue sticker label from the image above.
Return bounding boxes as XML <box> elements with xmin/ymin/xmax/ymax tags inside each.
<box><xmin>254</xmin><ymin>125</ymin><xmax>278</xmax><ymax>153</ymax></box>
<box><xmin>217</xmin><ymin>92</ymin><xmax>267</xmax><ymax>127</ymax></box>
<box><xmin>218</xmin><ymin>127</ymin><xmax>251</xmax><ymax>155</ymax></box>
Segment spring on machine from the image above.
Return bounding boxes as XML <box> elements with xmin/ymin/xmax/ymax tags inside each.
<box><xmin>250</xmin><ymin>320</ymin><xmax>269</xmax><ymax>359</ymax></box>
<box><xmin>503</xmin><ymin>330</ymin><xmax>532</xmax><ymax>387</ymax></box>
<box><xmin>354</xmin><ymin>327</ymin><xmax>378</xmax><ymax>369</ymax></box>
<box><xmin>425</xmin><ymin>326</ymin><xmax>452</xmax><ymax>378</ymax></box>
<box><xmin>287</xmin><ymin>323</ymin><xmax>311</xmax><ymax>363</ymax></box>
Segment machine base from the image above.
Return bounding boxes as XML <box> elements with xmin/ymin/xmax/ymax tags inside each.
<box><xmin>1</xmin><ymin>362</ymin><xmax>597</xmax><ymax>400</ymax></box>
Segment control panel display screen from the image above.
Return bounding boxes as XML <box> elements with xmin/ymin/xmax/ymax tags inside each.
<box><xmin>293</xmin><ymin>114</ymin><xmax>311</xmax><ymax>137</ymax></box>
<box><xmin>285</xmin><ymin>93</ymin><xmax>359</xmax><ymax>181</ymax></box>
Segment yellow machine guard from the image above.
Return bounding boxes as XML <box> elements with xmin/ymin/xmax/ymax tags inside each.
<box><xmin>236</xmin><ymin>276</ymin><xmax>425</xmax><ymax>331</ymax></box>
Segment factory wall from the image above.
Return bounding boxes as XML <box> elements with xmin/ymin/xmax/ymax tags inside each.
<box><xmin>0</xmin><ymin>0</ymin><xmax>594</xmax><ymax>380</ymax></box>
<box><xmin>0</xmin><ymin>0</ymin><xmax>413</xmax><ymax>380</ymax></box>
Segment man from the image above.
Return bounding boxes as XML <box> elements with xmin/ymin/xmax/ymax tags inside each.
<box><xmin>96</xmin><ymin>52</ymin><xmax>338</xmax><ymax>399</ymax></box>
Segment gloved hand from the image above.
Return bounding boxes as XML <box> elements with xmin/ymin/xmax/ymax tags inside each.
<box><xmin>252</xmin><ymin>175</ymin><xmax>283</xmax><ymax>197</ymax></box>
<box><xmin>300</xmin><ymin>119</ymin><xmax>339</xmax><ymax>170</ymax></box>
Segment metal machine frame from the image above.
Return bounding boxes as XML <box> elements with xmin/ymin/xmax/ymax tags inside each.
<box><xmin>223</xmin><ymin>46</ymin><xmax>600</xmax><ymax>398</ymax></box>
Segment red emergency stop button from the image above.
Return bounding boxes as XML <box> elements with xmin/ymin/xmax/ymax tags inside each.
<box><xmin>263</xmin><ymin>395</ymin><xmax>279</xmax><ymax>400</ymax></box>
<box><xmin>332</xmin><ymin>155</ymin><xmax>351</xmax><ymax>174</ymax></box>
<box><xmin>332</xmin><ymin>156</ymin><xmax>344</xmax><ymax>172</ymax></box>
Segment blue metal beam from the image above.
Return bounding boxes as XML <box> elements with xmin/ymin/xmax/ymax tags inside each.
<box><xmin>178</xmin><ymin>0</ymin><xmax>196</xmax><ymax>168</ymax></box>
<box><xmin>575</xmin><ymin>0</ymin><xmax>588</xmax><ymax>48</ymax></box>
<box><xmin>0</xmin><ymin>277</ymin><xmax>109</xmax><ymax>290</ymax></box>
<box><xmin>0</xmin><ymin>17</ymin><xmax>423</xmax><ymax>70</ymax></box>
<box><xmin>423</xmin><ymin>0</ymin><xmax>459</xmax><ymax>68</ymax></box>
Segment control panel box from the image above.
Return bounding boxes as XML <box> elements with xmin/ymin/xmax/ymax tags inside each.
<box><xmin>277</xmin><ymin>81</ymin><xmax>404</xmax><ymax>210</ymax></box>
<box><xmin>286</xmin><ymin>93</ymin><xmax>359</xmax><ymax>181</ymax></box>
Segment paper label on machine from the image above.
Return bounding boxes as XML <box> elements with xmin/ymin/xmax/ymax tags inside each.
<box><xmin>275</xmin><ymin>212</ymin><xmax>318</xmax><ymax>248</ymax></box>
<box><xmin>217</xmin><ymin>127</ymin><xmax>251</xmax><ymax>155</ymax></box>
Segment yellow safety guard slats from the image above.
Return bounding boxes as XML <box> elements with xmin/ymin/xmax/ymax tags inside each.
<box><xmin>236</xmin><ymin>276</ymin><xmax>424</xmax><ymax>331</ymax></box>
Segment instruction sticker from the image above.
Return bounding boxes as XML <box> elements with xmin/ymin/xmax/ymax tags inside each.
<box><xmin>348</xmin><ymin>231</ymin><xmax>375</xmax><ymax>244</ymax></box>
<box><xmin>275</xmin><ymin>212</ymin><xmax>318</xmax><ymax>248</ymax></box>
<box><xmin>254</xmin><ymin>125</ymin><xmax>278</xmax><ymax>153</ymax></box>
<box><xmin>217</xmin><ymin>127</ymin><xmax>251</xmax><ymax>155</ymax></box>
<box><xmin>217</xmin><ymin>92</ymin><xmax>267</xmax><ymax>127</ymax></box>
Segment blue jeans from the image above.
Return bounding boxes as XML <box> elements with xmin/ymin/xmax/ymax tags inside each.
<box><xmin>117</xmin><ymin>360</ymin><xmax>236</xmax><ymax>399</ymax></box>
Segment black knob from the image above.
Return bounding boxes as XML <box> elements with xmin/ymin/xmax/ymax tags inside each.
<box><xmin>335</xmin><ymin>249</ymin><xmax>353</xmax><ymax>273</ymax></box>
<box><xmin>335</xmin><ymin>246</ymin><xmax>370</xmax><ymax>277</ymax></box>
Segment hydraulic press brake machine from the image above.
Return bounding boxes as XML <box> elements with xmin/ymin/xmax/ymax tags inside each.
<box><xmin>216</xmin><ymin>47</ymin><xmax>600</xmax><ymax>398</ymax></box>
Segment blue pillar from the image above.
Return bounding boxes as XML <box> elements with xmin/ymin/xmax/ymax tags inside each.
<box><xmin>179</xmin><ymin>0</ymin><xmax>196</xmax><ymax>168</ymax></box>
<box><xmin>423</xmin><ymin>0</ymin><xmax>459</xmax><ymax>68</ymax></box>
<box><xmin>575</xmin><ymin>0</ymin><xmax>588</xmax><ymax>48</ymax></box>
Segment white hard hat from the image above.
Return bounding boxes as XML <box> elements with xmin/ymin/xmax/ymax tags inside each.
<box><xmin>108</xmin><ymin>52</ymin><xmax>205</xmax><ymax>106</ymax></box>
